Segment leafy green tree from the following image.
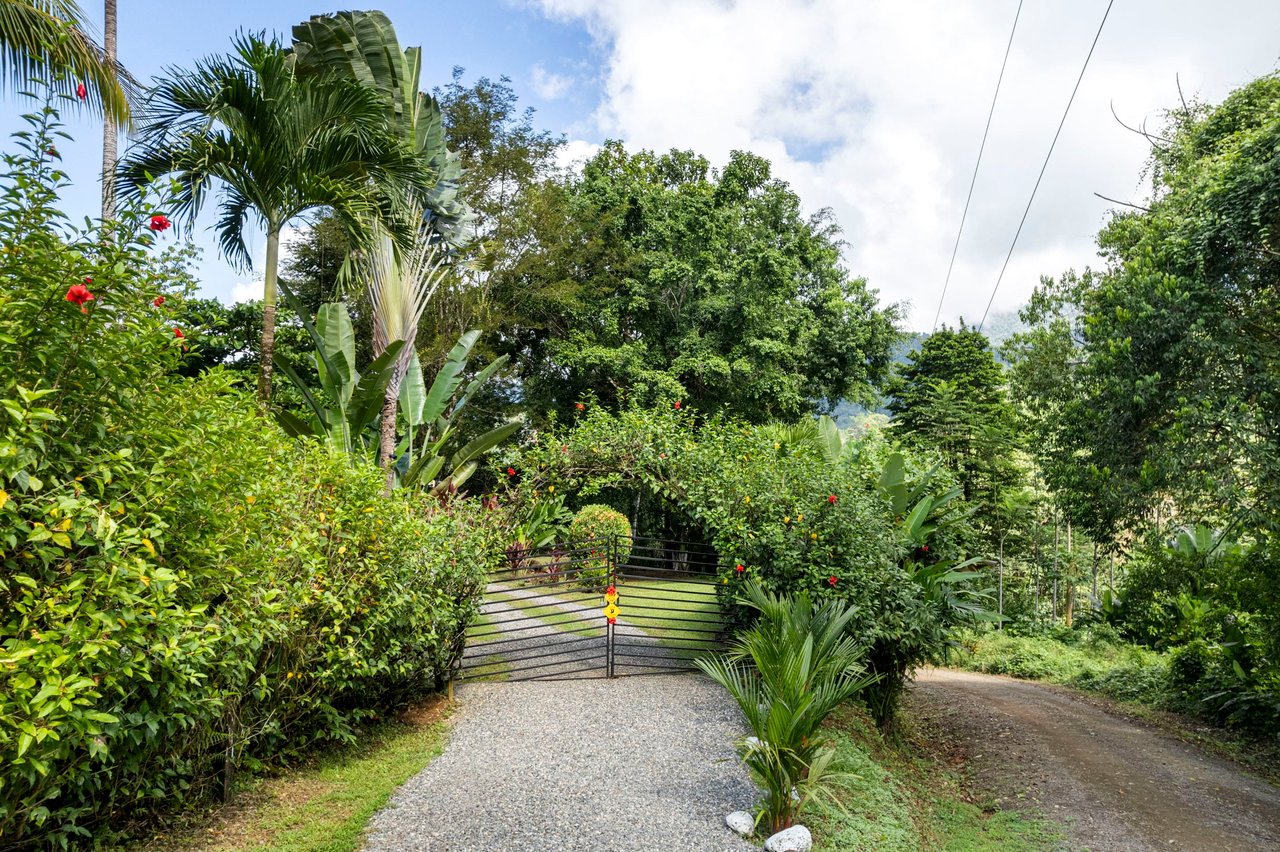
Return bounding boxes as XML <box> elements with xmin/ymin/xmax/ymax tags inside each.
<box><xmin>888</xmin><ymin>324</ymin><xmax>1023</xmax><ymax>539</ymax></box>
<box><xmin>491</xmin><ymin>142</ymin><xmax>899</xmax><ymax>423</ymax></box>
<box><xmin>117</xmin><ymin>32</ymin><xmax>426</xmax><ymax>402</ymax></box>
<box><xmin>1023</xmin><ymin>73</ymin><xmax>1280</xmax><ymax>543</ymax></box>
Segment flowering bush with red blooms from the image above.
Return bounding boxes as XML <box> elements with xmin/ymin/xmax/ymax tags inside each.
<box><xmin>507</xmin><ymin>404</ymin><xmax>984</xmax><ymax>729</ymax></box>
<box><xmin>0</xmin><ymin>103</ymin><xmax>503</xmax><ymax>845</ymax></box>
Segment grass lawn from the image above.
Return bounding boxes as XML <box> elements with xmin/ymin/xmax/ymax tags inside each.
<box><xmin>129</xmin><ymin>699</ymin><xmax>453</xmax><ymax>852</ymax></box>
<box><xmin>614</xmin><ymin>576</ymin><xmax>723</xmax><ymax>657</ymax></box>
<box><xmin>806</xmin><ymin>703</ymin><xmax>1061</xmax><ymax>851</ymax></box>
<box><xmin>526</xmin><ymin>575</ymin><xmax>724</xmax><ymax>651</ymax></box>
<box><xmin>482</xmin><ymin>585</ymin><xmax>604</xmax><ymax>637</ymax></box>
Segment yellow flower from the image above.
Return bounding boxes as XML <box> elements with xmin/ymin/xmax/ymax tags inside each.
<box><xmin>810</xmin><ymin>532</ymin><xmax>818</xmax><ymax>541</ymax></box>
<box><xmin>797</xmin><ymin>513</ymin><xmax>804</xmax><ymax>521</ymax></box>
<box><xmin>338</xmin><ymin>545</ymin><xmax>347</xmax><ymax>555</ymax></box>
<box><xmin>246</xmin><ymin>495</ymin><xmax>256</xmax><ymax>505</ymax></box>
<box><xmin>774</xmin><ymin>442</ymin><xmax>781</xmax><ymax>450</ymax></box>
<box><xmin>743</xmin><ymin>495</ymin><xmax>750</xmax><ymax>504</ymax></box>
<box><xmin>141</xmin><ymin>538</ymin><xmax>156</xmax><ymax>556</ymax></box>
<box><xmin>548</xmin><ymin>485</ymin><xmax>556</xmax><ymax>494</ymax></box>
<box><xmin>784</xmin><ymin>516</ymin><xmax>791</xmax><ymax>524</ymax></box>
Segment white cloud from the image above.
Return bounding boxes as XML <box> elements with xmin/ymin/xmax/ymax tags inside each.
<box><xmin>231</xmin><ymin>280</ymin><xmax>261</xmax><ymax>304</ymax></box>
<box><xmin>556</xmin><ymin>138</ymin><xmax>602</xmax><ymax>173</ymax></box>
<box><xmin>531</xmin><ymin>64</ymin><xmax>574</xmax><ymax>99</ymax></box>
<box><xmin>531</xmin><ymin>0</ymin><xmax>1280</xmax><ymax>329</ymax></box>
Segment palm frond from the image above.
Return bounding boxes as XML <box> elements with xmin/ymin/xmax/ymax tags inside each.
<box><xmin>0</xmin><ymin>0</ymin><xmax>133</xmax><ymax>124</ymax></box>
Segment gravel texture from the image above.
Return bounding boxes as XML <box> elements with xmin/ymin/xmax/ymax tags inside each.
<box><xmin>362</xmin><ymin>677</ymin><xmax>758</xmax><ymax>851</ymax></box>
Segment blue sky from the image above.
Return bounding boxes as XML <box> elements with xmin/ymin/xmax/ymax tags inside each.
<box><xmin>5</xmin><ymin>1</ymin><xmax>1280</xmax><ymax>328</ymax></box>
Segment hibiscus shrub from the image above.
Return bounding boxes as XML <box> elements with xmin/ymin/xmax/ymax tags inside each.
<box><xmin>508</xmin><ymin>406</ymin><xmax>932</xmax><ymax>670</ymax></box>
<box><xmin>0</xmin><ymin>103</ymin><xmax>499</xmax><ymax>847</ymax></box>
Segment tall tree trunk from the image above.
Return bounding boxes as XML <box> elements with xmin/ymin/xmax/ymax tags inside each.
<box><xmin>378</xmin><ymin>382</ymin><xmax>400</xmax><ymax>495</ymax></box>
<box><xmin>100</xmin><ymin>0</ymin><xmax>117</xmax><ymax>220</ymax></box>
<box><xmin>257</xmin><ymin>228</ymin><xmax>281</xmax><ymax>404</ymax></box>
<box><xmin>1090</xmin><ymin>541</ymin><xmax>1100</xmax><ymax>611</ymax></box>
<box><xmin>1064</xmin><ymin>519</ymin><xmax>1074</xmax><ymax>626</ymax></box>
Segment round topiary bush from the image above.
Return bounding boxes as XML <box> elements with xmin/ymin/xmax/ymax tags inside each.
<box><xmin>569</xmin><ymin>504</ymin><xmax>632</xmax><ymax>586</ymax></box>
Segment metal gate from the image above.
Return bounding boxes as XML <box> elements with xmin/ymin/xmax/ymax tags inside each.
<box><xmin>458</xmin><ymin>536</ymin><xmax>730</xmax><ymax>681</ymax></box>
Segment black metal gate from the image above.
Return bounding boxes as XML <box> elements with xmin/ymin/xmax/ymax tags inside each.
<box><xmin>458</xmin><ymin>536</ymin><xmax>730</xmax><ymax>681</ymax></box>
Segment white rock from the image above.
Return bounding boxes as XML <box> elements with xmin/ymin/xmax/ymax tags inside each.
<box><xmin>724</xmin><ymin>811</ymin><xmax>754</xmax><ymax>837</ymax></box>
<box><xmin>764</xmin><ymin>824</ymin><xmax>813</xmax><ymax>852</ymax></box>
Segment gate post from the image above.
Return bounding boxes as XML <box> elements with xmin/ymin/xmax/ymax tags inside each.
<box><xmin>606</xmin><ymin>534</ymin><xmax>616</xmax><ymax>678</ymax></box>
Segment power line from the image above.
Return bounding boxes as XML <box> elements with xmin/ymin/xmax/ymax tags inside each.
<box><xmin>978</xmin><ymin>0</ymin><xmax>1116</xmax><ymax>331</ymax></box>
<box><xmin>932</xmin><ymin>0</ymin><xmax>1023</xmax><ymax>333</ymax></box>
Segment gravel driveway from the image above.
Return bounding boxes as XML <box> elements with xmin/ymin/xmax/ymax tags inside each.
<box><xmin>362</xmin><ymin>677</ymin><xmax>758</xmax><ymax>851</ymax></box>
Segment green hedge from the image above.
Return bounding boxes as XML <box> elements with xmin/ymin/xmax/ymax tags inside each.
<box><xmin>0</xmin><ymin>106</ymin><xmax>500</xmax><ymax>847</ymax></box>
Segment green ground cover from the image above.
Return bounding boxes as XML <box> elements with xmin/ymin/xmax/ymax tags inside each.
<box><xmin>810</xmin><ymin>704</ymin><xmax>1061</xmax><ymax>851</ymax></box>
<box><xmin>127</xmin><ymin>703</ymin><xmax>453</xmax><ymax>852</ymax></box>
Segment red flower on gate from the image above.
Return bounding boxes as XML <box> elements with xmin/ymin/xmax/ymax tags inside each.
<box><xmin>76</xmin><ymin>82</ymin><xmax>87</xmax><ymax>100</ymax></box>
<box><xmin>149</xmin><ymin>214</ymin><xmax>172</xmax><ymax>232</ymax></box>
<box><xmin>828</xmin><ymin>575</ymin><xmax>838</xmax><ymax>587</ymax></box>
<box><xmin>65</xmin><ymin>283</ymin><xmax>94</xmax><ymax>313</ymax></box>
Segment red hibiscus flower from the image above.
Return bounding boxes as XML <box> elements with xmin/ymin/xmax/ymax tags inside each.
<box><xmin>149</xmin><ymin>214</ymin><xmax>172</xmax><ymax>232</ymax></box>
<box><xmin>828</xmin><ymin>575</ymin><xmax>838</xmax><ymax>587</ymax></box>
<box><xmin>828</xmin><ymin>494</ymin><xmax>837</xmax><ymax>504</ymax></box>
<box><xmin>153</xmin><ymin>295</ymin><xmax>165</xmax><ymax>307</ymax></box>
<box><xmin>605</xmin><ymin>586</ymin><xmax>616</xmax><ymax>596</ymax></box>
<box><xmin>575</xmin><ymin>402</ymin><xmax>585</xmax><ymax>411</ymax></box>
<box><xmin>76</xmin><ymin>82</ymin><xmax>87</xmax><ymax>100</ymax></box>
<box><xmin>673</xmin><ymin>401</ymin><xmax>681</xmax><ymax>409</ymax></box>
<box><xmin>506</xmin><ymin>467</ymin><xmax>516</xmax><ymax>476</ymax></box>
<box><xmin>65</xmin><ymin>283</ymin><xmax>94</xmax><ymax>313</ymax></box>
<box><xmin>735</xmin><ymin>564</ymin><xmax>745</xmax><ymax>573</ymax></box>
<box><xmin>173</xmin><ymin>327</ymin><xmax>184</xmax><ymax>339</ymax></box>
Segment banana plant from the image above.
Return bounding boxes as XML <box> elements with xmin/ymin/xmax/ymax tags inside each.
<box><xmin>394</xmin><ymin>330</ymin><xmax>520</xmax><ymax>495</ymax></box>
<box><xmin>271</xmin><ymin>289</ymin><xmax>405</xmax><ymax>456</ymax></box>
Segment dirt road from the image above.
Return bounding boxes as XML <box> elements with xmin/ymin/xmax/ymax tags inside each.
<box><xmin>910</xmin><ymin>668</ymin><xmax>1280</xmax><ymax>851</ymax></box>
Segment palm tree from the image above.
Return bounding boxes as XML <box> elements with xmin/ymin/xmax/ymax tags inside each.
<box><xmin>0</xmin><ymin>0</ymin><xmax>130</xmax><ymax>124</ymax></box>
<box><xmin>99</xmin><ymin>0</ymin><xmax>116</xmax><ymax>219</ymax></box>
<box><xmin>117</xmin><ymin>32</ymin><xmax>429</xmax><ymax>401</ymax></box>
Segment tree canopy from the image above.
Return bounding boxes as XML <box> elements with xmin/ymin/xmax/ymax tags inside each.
<box><xmin>488</xmin><ymin>142</ymin><xmax>900</xmax><ymax>423</ymax></box>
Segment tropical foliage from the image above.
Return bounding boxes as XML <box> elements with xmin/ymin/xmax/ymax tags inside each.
<box><xmin>0</xmin><ymin>107</ymin><xmax>501</xmax><ymax>846</ymax></box>
<box><xmin>697</xmin><ymin>582</ymin><xmax>877</xmax><ymax>833</ymax></box>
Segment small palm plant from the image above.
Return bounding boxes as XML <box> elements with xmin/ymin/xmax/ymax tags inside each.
<box><xmin>696</xmin><ymin>582</ymin><xmax>877</xmax><ymax>834</ymax></box>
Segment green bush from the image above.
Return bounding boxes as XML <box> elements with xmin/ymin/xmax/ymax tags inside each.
<box><xmin>567</xmin><ymin>504</ymin><xmax>631</xmax><ymax>586</ymax></box>
<box><xmin>697</xmin><ymin>582</ymin><xmax>875</xmax><ymax>834</ymax></box>
<box><xmin>0</xmin><ymin>102</ymin><xmax>499</xmax><ymax>846</ymax></box>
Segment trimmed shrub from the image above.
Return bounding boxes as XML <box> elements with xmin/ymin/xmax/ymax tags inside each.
<box><xmin>568</xmin><ymin>504</ymin><xmax>631</xmax><ymax>585</ymax></box>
